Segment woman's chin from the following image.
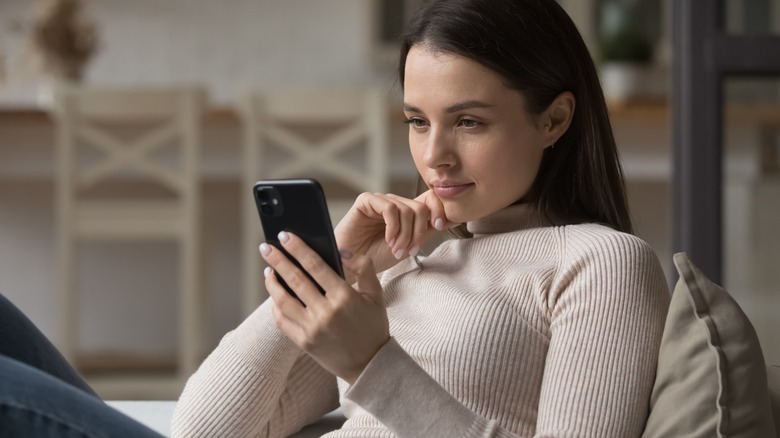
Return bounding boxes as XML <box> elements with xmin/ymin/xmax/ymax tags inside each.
<box><xmin>441</xmin><ymin>205</ymin><xmax>476</xmax><ymax>225</ymax></box>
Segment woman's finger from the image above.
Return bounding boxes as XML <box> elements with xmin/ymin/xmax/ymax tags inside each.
<box><xmin>269</xmin><ymin>292</ymin><xmax>306</xmax><ymax>344</ymax></box>
<box><xmin>415</xmin><ymin>190</ymin><xmax>459</xmax><ymax>231</ymax></box>
<box><xmin>386</xmin><ymin>193</ymin><xmax>432</xmax><ymax>256</ymax></box>
<box><xmin>380</xmin><ymin>196</ymin><xmax>416</xmax><ymax>258</ymax></box>
<box><xmin>264</xmin><ymin>265</ymin><xmax>307</xmax><ymax>322</ymax></box>
<box><xmin>275</xmin><ymin>231</ymin><xmax>348</xmax><ymax>300</ymax></box>
<box><xmin>350</xmin><ymin>193</ymin><xmax>410</xmax><ymax>256</ymax></box>
<box><xmin>260</xmin><ymin>241</ymin><xmax>326</xmax><ymax>308</ymax></box>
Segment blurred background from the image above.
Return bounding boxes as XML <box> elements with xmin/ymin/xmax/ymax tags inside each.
<box><xmin>0</xmin><ymin>0</ymin><xmax>778</xmax><ymax>400</ymax></box>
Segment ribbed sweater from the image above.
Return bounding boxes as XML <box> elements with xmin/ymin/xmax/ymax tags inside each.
<box><xmin>172</xmin><ymin>204</ymin><xmax>670</xmax><ymax>437</ymax></box>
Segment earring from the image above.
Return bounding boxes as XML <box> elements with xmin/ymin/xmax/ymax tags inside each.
<box><xmin>545</xmin><ymin>123</ymin><xmax>554</xmax><ymax>148</ymax></box>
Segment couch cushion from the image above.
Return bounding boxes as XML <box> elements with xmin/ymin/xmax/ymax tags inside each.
<box><xmin>769</xmin><ymin>365</ymin><xmax>780</xmax><ymax>436</ymax></box>
<box><xmin>642</xmin><ymin>253</ymin><xmax>776</xmax><ymax>438</ymax></box>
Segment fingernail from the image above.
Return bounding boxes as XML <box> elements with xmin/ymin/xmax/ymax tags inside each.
<box><xmin>259</xmin><ymin>243</ymin><xmax>271</xmax><ymax>256</ymax></box>
<box><xmin>263</xmin><ymin>266</ymin><xmax>272</xmax><ymax>278</ymax></box>
<box><xmin>409</xmin><ymin>245</ymin><xmax>420</xmax><ymax>257</ymax></box>
<box><xmin>394</xmin><ymin>249</ymin><xmax>405</xmax><ymax>259</ymax></box>
<box><xmin>434</xmin><ymin>218</ymin><xmax>444</xmax><ymax>231</ymax></box>
<box><xmin>388</xmin><ymin>238</ymin><xmax>396</xmax><ymax>248</ymax></box>
<box><xmin>339</xmin><ymin>249</ymin><xmax>353</xmax><ymax>260</ymax></box>
<box><xmin>278</xmin><ymin>231</ymin><xmax>290</xmax><ymax>243</ymax></box>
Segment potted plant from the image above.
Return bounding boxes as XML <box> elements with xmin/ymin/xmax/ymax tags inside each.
<box><xmin>28</xmin><ymin>0</ymin><xmax>98</xmax><ymax>81</ymax></box>
<box><xmin>598</xmin><ymin>0</ymin><xmax>655</xmax><ymax>103</ymax></box>
<box><xmin>23</xmin><ymin>0</ymin><xmax>98</xmax><ymax>105</ymax></box>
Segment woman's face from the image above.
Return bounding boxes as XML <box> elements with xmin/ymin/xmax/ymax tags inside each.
<box><xmin>404</xmin><ymin>46</ymin><xmax>550</xmax><ymax>224</ymax></box>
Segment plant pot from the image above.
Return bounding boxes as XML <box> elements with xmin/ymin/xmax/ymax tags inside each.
<box><xmin>600</xmin><ymin>62</ymin><xmax>652</xmax><ymax>103</ymax></box>
<box><xmin>36</xmin><ymin>76</ymin><xmax>77</xmax><ymax>108</ymax></box>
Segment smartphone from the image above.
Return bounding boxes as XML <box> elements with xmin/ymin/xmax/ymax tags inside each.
<box><xmin>253</xmin><ymin>178</ymin><xmax>344</xmax><ymax>299</ymax></box>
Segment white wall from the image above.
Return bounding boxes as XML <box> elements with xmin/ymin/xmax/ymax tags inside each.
<box><xmin>0</xmin><ymin>0</ymin><xmax>396</xmax><ymax>360</ymax></box>
<box><xmin>1</xmin><ymin>0</ymin><xmax>397</xmax><ymax>104</ymax></box>
<box><xmin>7</xmin><ymin>0</ymin><xmax>776</xmax><ymax>374</ymax></box>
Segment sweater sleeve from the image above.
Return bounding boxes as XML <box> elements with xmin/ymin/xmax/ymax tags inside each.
<box><xmin>346</xmin><ymin>337</ymin><xmax>520</xmax><ymax>438</ymax></box>
<box><xmin>535</xmin><ymin>229</ymin><xmax>670</xmax><ymax>437</ymax></box>
<box><xmin>171</xmin><ymin>299</ymin><xmax>339</xmax><ymax>438</ymax></box>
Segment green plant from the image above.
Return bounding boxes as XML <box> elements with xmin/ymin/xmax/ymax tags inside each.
<box><xmin>598</xmin><ymin>1</ymin><xmax>654</xmax><ymax>64</ymax></box>
<box><xmin>600</xmin><ymin>27</ymin><xmax>653</xmax><ymax>64</ymax></box>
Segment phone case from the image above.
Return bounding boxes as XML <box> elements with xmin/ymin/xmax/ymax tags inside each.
<box><xmin>253</xmin><ymin>178</ymin><xmax>344</xmax><ymax>298</ymax></box>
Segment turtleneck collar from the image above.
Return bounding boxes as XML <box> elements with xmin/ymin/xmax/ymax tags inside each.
<box><xmin>466</xmin><ymin>203</ymin><xmax>551</xmax><ymax>236</ymax></box>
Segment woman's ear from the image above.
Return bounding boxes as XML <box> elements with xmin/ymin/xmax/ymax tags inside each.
<box><xmin>542</xmin><ymin>91</ymin><xmax>575</xmax><ymax>148</ymax></box>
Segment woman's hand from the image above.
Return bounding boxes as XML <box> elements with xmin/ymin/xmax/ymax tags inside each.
<box><xmin>260</xmin><ymin>231</ymin><xmax>389</xmax><ymax>384</ymax></box>
<box><xmin>334</xmin><ymin>190</ymin><xmax>458</xmax><ymax>278</ymax></box>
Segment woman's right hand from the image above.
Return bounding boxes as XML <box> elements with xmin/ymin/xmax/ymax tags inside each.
<box><xmin>334</xmin><ymin>190</ymin><xmax>458</xmax><ymax>279</ymax></box>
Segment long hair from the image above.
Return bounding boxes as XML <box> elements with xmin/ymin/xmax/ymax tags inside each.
<box><xmin>399</xmin><ymin>0</ymin><xmax>633</xmax><ymax>234</ymax></box>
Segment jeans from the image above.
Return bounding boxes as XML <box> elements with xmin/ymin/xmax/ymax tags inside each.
<box><xmin>0</xmin><ymin>293</ymin><xmax>164</xmax><ymax>438</ymax></box>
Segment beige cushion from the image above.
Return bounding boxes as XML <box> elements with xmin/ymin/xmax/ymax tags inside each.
<box><xmin>642</xmin><ymin>253</ymin><xmax>776</xmax><ymax>438</ymax></box>
<box><xmin>769</xmin><ymin>365</ymin><xmax>780</xmax><ymax>436</ymax></box>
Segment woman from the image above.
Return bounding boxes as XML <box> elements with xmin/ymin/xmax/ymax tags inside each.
<box><xmin>0</xmin><ymin>0</ymin><xmax>668</xmax><ymax>436</ymax></box>
<box><xmin>173</xmin><ymin>0</ymin><xmax>669</xmax><ymax>436</ymax></box>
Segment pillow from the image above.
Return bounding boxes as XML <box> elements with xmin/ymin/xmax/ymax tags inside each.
<box><xmin>642</xmin><ymin>252</ymin><xmax>776</xmax><ymax>438</ymax></box>
<box><xmin>769</xmin><ymin>365</ymin><xmax>780</xmax><ymax>436</ymax></box>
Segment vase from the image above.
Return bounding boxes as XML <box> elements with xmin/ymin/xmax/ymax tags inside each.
<box><xmin>36</xmin><ymin>76</ymin><xmax>77</xmax><ymax>108</ymax></box>
<box><xmin>600</xmin><ymin>62</ymin><xmax>650</xmax><ymax>103</ymax></box>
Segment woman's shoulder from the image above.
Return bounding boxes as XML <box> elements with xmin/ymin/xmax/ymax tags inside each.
<box><xmin>558</xmin><ymin>222</ymin><xmax>661</xmax><ymax>268</ymax></box>
<box><xmin>550</xmin><ymin>223</ymin><xmax>669</xmax><ymax>304</ymax></box>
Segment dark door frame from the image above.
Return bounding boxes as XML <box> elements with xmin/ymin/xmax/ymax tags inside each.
<box><xmin>673</xmin><ymin>0</ymin><xmax>780</xmax><ymax>283</ymax></box>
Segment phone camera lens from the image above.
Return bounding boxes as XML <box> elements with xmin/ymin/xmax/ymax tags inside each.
<box><xmin>260</xmin><ymin>204</ymin><xmax>273</xmax><ymax>215</ymax></box>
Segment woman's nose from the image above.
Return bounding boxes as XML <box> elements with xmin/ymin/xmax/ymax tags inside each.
<box><xmin>423</xmin><ymin>128</ymin><xmax>456</xmax><ymax>169</ymax></box>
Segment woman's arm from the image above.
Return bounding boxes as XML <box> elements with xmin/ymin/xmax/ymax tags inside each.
<box><xmin>171</xmin><ymin>299</ymin><xmax>339</xmax><ymax>438</ymax></box>
<box><xmin>345</xmin><ymin>338</ymin><xmax>523</xmax><ymax>438</ymax></box>
<box><xmin>535</xmin><ymin>229</ymin><xmax>670</xmax><ymax>437</ymax></box>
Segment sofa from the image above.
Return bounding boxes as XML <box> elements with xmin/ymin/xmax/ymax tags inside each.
<box><xmin>112</xmin><ymin>253</ymin><xmax>780</xmax><ymax>437</ymax></box>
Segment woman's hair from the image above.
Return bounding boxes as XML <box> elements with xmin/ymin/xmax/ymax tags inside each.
<box><xmin>400</xmin><ymin>0</ymin><xmax>633</xmax><ymax>235</ymax></box>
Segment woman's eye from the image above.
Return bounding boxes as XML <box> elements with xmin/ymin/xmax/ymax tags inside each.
<box><xmin>459</xmin><ymin>118</ymin><xmax>480</xmax><ymax>128</ymax></box>
<box><xmin>404</xmin><ymin>118</ymin><xmax>428</xmax><ymax>128</ymax></box>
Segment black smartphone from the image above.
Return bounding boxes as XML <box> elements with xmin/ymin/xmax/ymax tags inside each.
<box><xmin>253</xmin><ymin>178</ymin><xmax>344</xmax><ymax>299</ymax></box>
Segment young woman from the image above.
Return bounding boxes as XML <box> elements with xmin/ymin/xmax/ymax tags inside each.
<box><xmin>0</xmin><ymin>0</ymin><xmax>668</xmax><ymax>436</ymax></box>
<box><xmin>172</xmin><ymin>0</ymin><xmax>670</xmax><ymax>437</ymax></box>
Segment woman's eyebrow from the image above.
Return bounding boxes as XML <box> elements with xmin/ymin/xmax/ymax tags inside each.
<box><xmin>403</xmin><ymin>100</ymin><xmax>495</xmax><ymax>114</ymax></box>
<box><xmin>403</xmin><ymin>103</ymin><xmax>422</xmax><ymax>113</ymax></box>
<box><xmin>444</xmin><ymin>100</ymin><xmax>494</xmax><ymax>113</ymax></box>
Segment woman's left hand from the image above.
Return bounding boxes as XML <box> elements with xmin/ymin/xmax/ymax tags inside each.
<box><xmin>260</xmin><ymin>231</ymin><xmax>389</xmax><ymax>384</ymax></box>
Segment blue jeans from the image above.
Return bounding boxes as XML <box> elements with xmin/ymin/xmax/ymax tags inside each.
<box><xmin>0</xmin><ymin>293</ymin><xmax>164</xmax><ymax>437</ymax></box>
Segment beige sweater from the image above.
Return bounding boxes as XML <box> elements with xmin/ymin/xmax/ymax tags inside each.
<box><xmin>172</xmin><ymin>204</ymin><xmax>670</xmax><ymax>437</ymax></box>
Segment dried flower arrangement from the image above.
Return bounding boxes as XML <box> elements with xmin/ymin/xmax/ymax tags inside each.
<box><xmin>27</xmin><ymin>0</ymin><xmax>98</xmax><ymax>81</ymax></box>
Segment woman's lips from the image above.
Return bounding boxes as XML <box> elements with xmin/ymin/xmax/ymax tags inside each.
<box><xmin>432</xmin><ymin>183</ymin><xmax>474</xmax><ymax>198</ymax></box>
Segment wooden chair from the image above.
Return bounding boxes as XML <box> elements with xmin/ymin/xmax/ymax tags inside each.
<box><xmin>50</xmin><ymin>86</ymin><xmax>205</xmax><ymax>397</ymax></box>
<box><xmin>237</xmin><ymin>87</ymin><xmax>390</xmax><ymax>315</ymax></box>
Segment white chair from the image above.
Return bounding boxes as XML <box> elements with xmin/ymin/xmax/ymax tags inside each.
<box><xmin>51</xmin><ymin>86</ymin><xmax>206</xmax><ymax>397</ymax></box>
<box><xmin>237</xmin><ymin>87</ymin><xmax>390</xmax><ymax>315</ymax></box>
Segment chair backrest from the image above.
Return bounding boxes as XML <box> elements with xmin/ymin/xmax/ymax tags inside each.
<box><xmin>51</xmin><ymin>86</ymin><xmax>206</xmax><ymax>202</ymax></box>
<box><xmin>238</xmin><ymin>87</ymin><xmax>390</xmax><ymax>196</ymax></box>
<box><xmin>237</xmin><ymin>87</ymin><xmax>391</xmax><ymax>313</ymax></box>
